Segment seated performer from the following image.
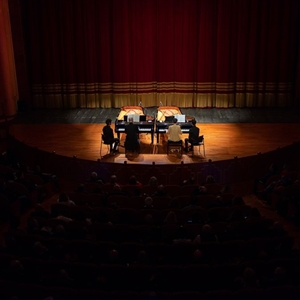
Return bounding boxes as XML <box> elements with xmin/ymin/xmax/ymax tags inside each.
<box><xmin>102</xmin><ymin>118</ymin><xmax>120</xmax><ymax>153</ymax></box>
<box><xmin>167</xmin><ymin>117</ymin><xmax>182</xmax><ymax>144</ymax></box>
<box><xmin>184</xmin><ymin>119</ymin><xmax>200</xmax><ymax>152</ymax></box>
<box><xmin>125</xmin><ymin>117</ymin><xmax>140</xmax><ymax>152</ymax></box>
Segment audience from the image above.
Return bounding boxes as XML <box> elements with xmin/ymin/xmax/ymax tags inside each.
<box><xmin>1</xmin><ymin>147</ymin><xmax>299</xmax><ymax>298</ymax></box>
<box><xmin>182</xmin><ymin>172</ymin><xmax>196</xmax><ymax>186</ymax></box>
<box><xmin>152</xmin><ymin>184</ymin><xmax>171</xmax><ymax>198</ymax></box>
<box><xmin>173</xmin><ymin>226</ymin><xmax>192</xmax><ymax>244</ymax></box>
<box><xmin>205</xmin><ymin>175</ymin><xmax>215</xmax><ymax>184</ymax></box>
<box><xmin>191</xmin><ymin>185</ymin><xmax>207</xmax><ymax>197</ymax></box>
<box><xmin>254</xmin><ymin>163</ymin><xmax>279</xmax><ymax>194</ymax></box>
<box><xmin>57</xmin><ymin>191</ymin><xmax>75</xmax><ymax>205</ymax></box>
<box><xmin>128</xmin><ymin>175</ymin><xmax>142</xmax><ymax>187</ymax></box>
<box><xmin>144</xmin><ymin>196</ymin><xmax>154</xmax><ymax>208</ymax></box>
<box><xmin>241</xmin><ymin>267</ymin><xmax>260</xmax><ymax>289</ymax></box>
<box><xmin>163</xmin><ymin>211</ymin><xmax>178</xmax><ymax>224</ymax></box>
<box><xmin>183</xmin><ymin>196</ymin><xmax>200</xmax><ymax>210</ymax></box>
<box><xmin>148</xmin><ymin>176</ymin><xmax>158</xmax><ymax>186</ymax></box>
<box><xmin>135</xmin><ymin>250</ymin><xmax>150</xmax><ymax>265</ymax></box>
<box><xmin>200</xmin><ymin>224</ymin><xmax>218</xmax><ymax>242</ymax></box>
<box><xmin>105</xmin><ymin>174</ymin><xmax>121</xmax><ymax>190</ymax></box>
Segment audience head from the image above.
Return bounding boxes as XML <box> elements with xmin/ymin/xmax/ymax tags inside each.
<box><xmin>128</xmin><ymin>117</ymin><xmax>133</xmax><ymax>123</ymax></box>
<box><xmin>205</xmin><ymin>175</ymin><xmax>215</xmax><ymax>184</ymax></box>
<box><xmin>148</xmin><ymin>176</ymin><xmax>158</xmax><ymax>186</ymax></box>
<box><xmin>57</xmin><ymin>268</ymin><xmax>73</xmax><ymax>282</ymax></box>
<box><xmin>193</xmin><ymin>249</ymin><xmax>204</xmax><ymax>262</ymax></box>
<box><xmin>192</xmin><ymin>234</ymin><xmax>201</xmax><ymax>245</ymax></box>
<box><xmin>242</xmin><ymin>267</ymin><xmax>258</xmax><ymax>288</ymax></box>
<box><xmin>173</xmin><ymin>118</ymin><xmax>178</xmax><ymax>124</ymax></box>
<box><xmin>54</xmin><ymin>224</ymin><xmax>66</xmax><ymax>236</ymax></box>
<box><xmin>182</xmin><ymin>172</ymin><xmax>196</xmax><ymax>186</ymax></box>
<box><xmin>136</xmin><ymin>250</ymin><xmax>149</xmax><ymax>264</ymax></box>
<box><xmin>10</xmin><ymin>259</ymin><xmax>23</xmax><ymax>270</ymax></box>
<box><xmin>90</xmin><ymin>171</ymin><xmax>98</xmax><ymax>181</ymax></box>
<box><xmin>33</xmin><ymin>241</ymin><xmax>48</xmax><ymax>256</ymax></box>
<box><xmin>109</xmin><ymin>249</ymin><xmax>120</xmax><ymax>263</ymax></box>
<box><xmin>112</xmin><ymin>184</ymin><xmax>122</xmax><ymax>192</ymax></box>
<box><xmin>191</xmin><ymin>119</ymin><xmax>196</xmax><ymax>126</ymax></box>
<box><xmin>202</xmin><ymin>224</ymin><xmax>213</xmax><ymax>234</ymax></box>
<box><xmin>129</xmin><ymin>175</ymin><xmax>138</xmax><ymax>185</ymax></box>
<box><xmin>215</xmin><ymin>195</ymin><xmax>224</xmax><ymax>205</ymax></box>
<box><xmin>257</xmin><ymin>249</ymin><xmax>268</xmax><ymax>260</ymax></box>
<box><xmin>144</xmin><ymin>213</ymin><xmax>153</xmax><ymax>223</ymax></box>
<box><xmin>110</xmin><ymin>175</ymin><xmax>118</xmax><ymax>185</ymax></box>
<box><xmin>164</xmin><ymin>211</ymin><xmax>177</xmax><ymax>224</ymax></box>
<box><xmin>144</xmin><ymin>196</ymin><xmax>153</xmax><ymax>207</ymax></box>
<box><xmin>197</xmin><ymin>185</ymin><xmax>207</xmax><ymax>194</ymax></box>
<box><xmin>157</xmin><ymin>184</ymin><xmax>165</xmax><ymax>192</ymax></box>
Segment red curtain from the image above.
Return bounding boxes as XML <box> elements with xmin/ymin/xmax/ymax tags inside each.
<box><xmin>21</xmin><ymin>0</ymin><xmax>300</xmax><ymax>108</ymax></box>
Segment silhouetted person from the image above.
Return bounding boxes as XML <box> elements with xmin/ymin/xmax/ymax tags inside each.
<box><xmin>125</xmin><ymin>117</ymin><xmax>140</xmax><ymax>152</ymax></box>
<box><xmin>102</xmin><ymin>118</ymin><xmax>119</xmax><ymax>153</ymax></box>
<box><xmin>184</xmin><ymin>119</ymin><xmax>199</xmax><ymax>152</ymax></box>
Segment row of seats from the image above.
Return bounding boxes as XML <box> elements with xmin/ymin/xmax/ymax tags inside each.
<box><xmin>4</xmin><ymin>231</ymin><xmax>294</xmax><ymax>264</ymax></box>
<box><xmin>1</xmin><ymin>280</ymin><xmax>299</xmax><ymax>300</ymax></box>
<box><xmin>28</xmin><ymin>215</ymin><xmax>284</xmax><ymax>244</ymax></box>
<box><xmin>82</xmin><ymin>182</ymin><xmax>225</xmax><ymax>197</ymax></box>
<box><xmin>1</xmin><ymin>255</ymin><xmax>300</xmax><ymax>293</ymax></box>
<box><xmin>68</xmin><ymin>192</ymin><xmax>237</xmax><ymax>209</ymax></box>
<box><xmin>50</xmin><ymin>204</ymin><xmax>252</xmax><ymax>225</ymax></box>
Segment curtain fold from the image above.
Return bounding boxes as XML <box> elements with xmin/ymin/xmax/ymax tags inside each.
<box><xmin>22</xmin><ymin>0</ymin><xmax>300</xmax><ymax>108</ymax></box>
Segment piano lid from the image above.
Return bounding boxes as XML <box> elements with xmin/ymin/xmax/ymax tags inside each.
<box><xmin>156</xmin><ymin>106</ymin><xmax>182</xmax><ymax>122</ymax></box>
<box><xmin>117</xmin><ymin>106</ymin><xmax>145</xmax><ymax>121</ymax></box>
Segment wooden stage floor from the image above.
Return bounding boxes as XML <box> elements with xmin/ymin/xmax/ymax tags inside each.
<box><xmin>9</xmin><ymin>123</ymin><xmax>300</xmax><ymax>165</ymax></box>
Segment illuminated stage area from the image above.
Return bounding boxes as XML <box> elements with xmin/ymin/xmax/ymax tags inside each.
<box><xmin>9</xmin><ymin>122</ymin><xmax>300</xmax><ymax>165</ymax></box>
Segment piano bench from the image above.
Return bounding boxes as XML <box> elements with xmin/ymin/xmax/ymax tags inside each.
<box><xmin>167</xmin><ymin>141</ymin><xmax>183</xmax><ymax>156</ymax></box>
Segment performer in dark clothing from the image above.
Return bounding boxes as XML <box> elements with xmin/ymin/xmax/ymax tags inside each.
<box><xmin>125</xmin><ymin>117</ymin><xmax>140</xmax><ymax>152</ymax></box>
<box><xmin>102</xmin><ymin>119</ymin><xmax>119</xmax><ymax>153</ymax></box>
<box><xmin>184</xmin><ymin>119</ymin><xmax>200</xmax><ymax>152</ymax></box>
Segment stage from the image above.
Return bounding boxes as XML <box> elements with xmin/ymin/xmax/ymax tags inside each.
<box><xmin>8</xmin><ymin>122</ymin><xmax>300</xmax><ymax>165</ymax></box>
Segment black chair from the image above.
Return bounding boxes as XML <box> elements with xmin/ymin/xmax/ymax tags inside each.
<box><xmin>100</xmin><ymin>134</ymin><xmax>111</xmax><ymax>158</ymax></box>
<box><xmin>191</xmin><ymin>135</ymin><xmax>205</xmax><ymax>157</ymax></box>
<box><xmin>167</xmin><ymin>140</ymin><xmax>182</xmax><ymax>156</ymax></box>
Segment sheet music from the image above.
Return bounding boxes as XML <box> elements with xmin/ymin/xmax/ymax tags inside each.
<box><xmin>175</xmin><ymin>114</ymin><xmax>185</xmax><ymax>122</ymax></box>
<box><xmin>127</xmin><ymin>114</ymin><xmax>140</xmax><ymax>122</ymax></box>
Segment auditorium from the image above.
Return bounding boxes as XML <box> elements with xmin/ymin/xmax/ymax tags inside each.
<box><xmin>1</xmin><ymin>0</ymin><xmax>300</xmax><ymax>299</ymax></box>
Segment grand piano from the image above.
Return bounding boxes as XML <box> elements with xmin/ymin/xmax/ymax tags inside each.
<box><xmin>115</xmin><ymin>106</ymin><xmax>154</xmax><ymax>144</ymax></box>
<box><xmin>155</xmin><ymin>106</ymin><xmax>194</xmax><ymax>143</ymax></box>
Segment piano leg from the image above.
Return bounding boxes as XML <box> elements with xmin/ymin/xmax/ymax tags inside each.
<box><xmin>151</xmin><ymin>132</ymin><xmax>154</xmax><ymax>144</ymax></box>
<box><xmin>156</xmin><ymin>133</ymin><xmax>160</xmax><ymax>144</ymax></box>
